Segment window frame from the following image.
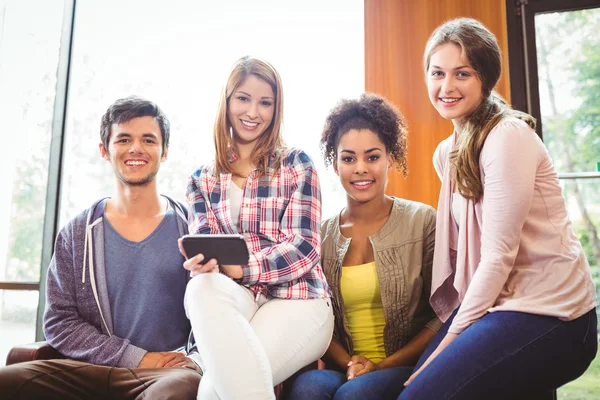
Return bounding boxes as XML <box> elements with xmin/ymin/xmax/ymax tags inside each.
<box><xmin>505</xmin><ymin>0</ymin><xmax>600</xmax><ymax>140</ymax></box>
<box><xmin>0</xmin><ymin>0</ymin><xmax>76</xmax><ymax>341</ymax></box>
<box><xmin>35</xmin><ymin>0</ymin><xmax>77</xmax><ymax>340</ymax></box>
<box><xmin>505</xmin><ymin>2</ymin><xmax>600</xmax><ymax>398</ymax></box>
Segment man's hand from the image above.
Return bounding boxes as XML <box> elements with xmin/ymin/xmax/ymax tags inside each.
<box><xmin>347</xmin><ymin>355</ymin><xmax>379</xmax><ymax>379</ymax></box>
<box><xmin>138</xmin><ymin>351</ymin><xmax>186</xmax><ymax>368</ymax></box>
<box><xmin>164</xmin><ymin>357</ymin><xmax>203</xmax><ymax>374</ymax></box>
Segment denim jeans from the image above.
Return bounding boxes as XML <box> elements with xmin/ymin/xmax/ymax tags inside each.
<box><xmin>398</xmin><ymin>308</ymin><xmax>598</xmax><ymax>400</ymax></box>
<box><xmin>287</xmin><ymin>366</ymin><xmax>414</xmax><ymax>400</ymax></box>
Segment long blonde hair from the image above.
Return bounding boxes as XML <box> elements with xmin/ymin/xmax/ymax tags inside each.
<box><xmin>213</xmin><ymin>56</ymin><xmax>285</xmax><ymax>176</ymax></box>
<box><xmin>424</xmin><ymin>18</ymin><xmax>535</xmax><ymax>201</ymax></box>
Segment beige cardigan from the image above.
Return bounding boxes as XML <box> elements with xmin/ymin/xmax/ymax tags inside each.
<box><xmin>321</xmin><ymin>198</ymin><xmax>442</xmax><ymax>359</ymax></box>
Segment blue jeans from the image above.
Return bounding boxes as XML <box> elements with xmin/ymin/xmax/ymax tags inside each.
<box><xmin>288</xmin><ymin>366</ymin><xmax>413</xmax><ymax>400</ymax></box>
<box><xmin>398</xmin><ymin>308</ymin><xmax>598</xmax><ymax>400</ymax></box>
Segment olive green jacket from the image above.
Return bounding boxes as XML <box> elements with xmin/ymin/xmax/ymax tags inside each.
<box><xmin>321</xmin><ymin>198</ymin><xmax>442</xmax><ymax>358</ymax></box>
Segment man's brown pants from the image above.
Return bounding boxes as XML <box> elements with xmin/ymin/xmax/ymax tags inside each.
<box><xmin>0</xmin><ymin>359</ymin><xmax>201</xmax><ymax>399</ymax></box>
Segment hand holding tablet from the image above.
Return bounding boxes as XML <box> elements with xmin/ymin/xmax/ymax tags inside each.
<box><xmin>179</xmin><ymin>234</ymin><xmax>249</xmax><ymax>278</ymax></box>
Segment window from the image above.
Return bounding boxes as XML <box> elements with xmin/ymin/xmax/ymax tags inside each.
<box><xmin>59</xmin><ymin>0</ymin><xmax>364</xmax><ymax>226</ymax></box>
<box><xmin>0</xmin><ymin>0</ymin><xmax>65</xmax><ymax>366</ymax></box>
<box><xmin>507</xmin><ymin>1</ymin><xmax>600</xmax><ymax>397</ymax></box>
<box><xmin>0</xmin><ymin>0</ymin><xmax>364</xmax><ymax>366</ymax></box>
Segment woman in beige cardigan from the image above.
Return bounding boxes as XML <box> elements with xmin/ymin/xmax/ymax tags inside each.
<box><xmin>288</xmin><ymin>93</ymin><xmax>441</xmax><ymax>400</ymax></box>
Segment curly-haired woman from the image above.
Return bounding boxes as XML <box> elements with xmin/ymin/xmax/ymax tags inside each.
<box><xmin>288</xmin><ymin>93</ymin><xmax>442</xmax><ymax>400</ymax></box>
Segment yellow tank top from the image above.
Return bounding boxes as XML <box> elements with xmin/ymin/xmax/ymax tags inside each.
<box><xmin>340</xmin><ymin>261</ymin><xmax>386</xmax><ymax>363</ymax></box>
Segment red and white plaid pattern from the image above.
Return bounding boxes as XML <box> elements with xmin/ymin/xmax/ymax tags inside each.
<box><xmin>186</xmin><ymin>149</ymin><xmax>331</xmax><ymax>300</ymax></box>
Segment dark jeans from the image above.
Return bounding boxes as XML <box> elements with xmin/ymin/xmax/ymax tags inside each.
<box><xmin>398</xmin><ymin>308</ymin><xmax>598</xmax><ymax>400</ymax></box>
<box><xmin>0</xmin><ymin>359</ymin><xmax>201</xmax><ymax>400</ymax></box>
<box><xmin>287</xmin><ymin>366</ymin><xmax>413</xmax><ymax>400</ymax></box>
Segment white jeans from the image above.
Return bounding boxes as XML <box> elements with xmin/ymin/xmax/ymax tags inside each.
<box><xmin>184</xmin><ymin>273</ymin><xmax>334</xmax><ymax>400</ymax></box>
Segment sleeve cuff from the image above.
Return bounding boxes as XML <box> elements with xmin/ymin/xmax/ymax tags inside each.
<box><xmin>425</xmin><ymin>317</ymin><xmax>444</xmax><ymax>333</ymax></box>
<box><xmin>116</xmin><ymin>344</ymin><xmax>147</xmax><ymax>368</ymax></box>
<box><xmin>239</xmin><ymin>256</ymin><xmax>261</xmax><ymax>285</ymax></box>
<box><xmin>447</xmin><ymin>321</ymin><xmax>466</xmax><ymax>335</ymax></box>
<box><xmin>186</xmin><ymin>353</ymin><xmax>204</xmax><ymax>375</ymax></box>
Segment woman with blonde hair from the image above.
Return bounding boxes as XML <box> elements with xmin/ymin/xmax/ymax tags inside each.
<box><xmin>181</xmin><ymin>56</ymin><xmax>334</xmax><ymax>400</ymax></box>
<box><xmin>399</xmin><ymin>18</ymin><xmax>597</xmax><ymax>399</ymax></box>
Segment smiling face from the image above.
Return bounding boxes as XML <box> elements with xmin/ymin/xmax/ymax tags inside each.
<box><xmin>334</xmin><ymin>128</ymin><xmax>391</xmax><ymax>205</ymax></box>
<box><xmin>227</xmin><ymin>74</ymin><xmax>275</xmax><ymax>149</ymax></box>
<box><xmin>427</xmin><ymin>43</ymin><xmax>484</xmax><ymax>126</ymax></box>
<box><xmin>99</xmin><ymin>116</ymin><xmax>167</xmax><ymax>187</ymax></box>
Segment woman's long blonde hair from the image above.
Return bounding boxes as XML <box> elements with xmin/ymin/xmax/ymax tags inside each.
<box><xmin>213</xmin><ymin>56</ymin><xmax>285</xmax><ymax>176</ymax></box>
<box><xmin>424</xmin><ymin>18</ymin><xmax>535</xmax><ymax>201</ymax></box>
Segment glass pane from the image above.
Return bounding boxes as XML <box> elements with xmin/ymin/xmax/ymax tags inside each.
<box><xmin>0</xmin><ymin>289</ymin><xmax>39</xmax><ymax>367</ymax></box>
<box><xmin>558</xmin><ymin>178</ymin><xmax>600</xmax><ymax>399</ymax></box>
<box><xmin>60</xmin><ymin>0</ymin><xmax>364</xmax><ymax>225</ymax></box>
<box><xmin>535</xmin><ymin>9</ymin><xmax>600</xmax><ymax>174</ymax></box>
<box><xmin>535</xmin><ymin>10</ymin><xmax>600</xmax><ymax>398</ymax></box>
<box><xmin>0</xmin><ymin>0</ymin><xmax>64</xmax><ymax>284</ymax></box>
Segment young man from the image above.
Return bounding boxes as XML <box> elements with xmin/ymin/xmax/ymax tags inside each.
<box><xmin>0</xmin><ymin>97</ymin><xmax>201</xmax><ymax>399</ymax></box>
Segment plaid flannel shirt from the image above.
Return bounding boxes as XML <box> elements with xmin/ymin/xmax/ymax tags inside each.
<box><xmin>186</xmin><ymin>148</ymin><xmax>331</xmax><ymax>300</ymax></box>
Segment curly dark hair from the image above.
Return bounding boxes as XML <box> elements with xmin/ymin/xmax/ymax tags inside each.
<box><xmin>320</xmin><ymin>93</ymin><xmax>408</xmax><ymax>176</ymax></box>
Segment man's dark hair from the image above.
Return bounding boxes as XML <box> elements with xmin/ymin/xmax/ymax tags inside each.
<box><xmin>100</xmin><ymin>96</ymin><xmax>170</xmax><ymax>154</ymax></box>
